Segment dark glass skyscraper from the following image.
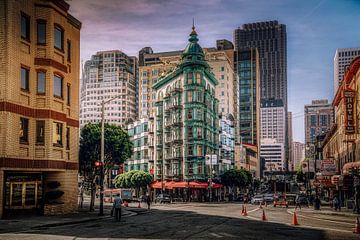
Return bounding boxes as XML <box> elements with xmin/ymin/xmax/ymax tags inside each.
<box><xmin>234</xmin><ymin>20</ymin><xmax>287</xmax><ymax>109</ymax></box>
<box><xmin>235</xmin><ymin>48</ymin><xmax>260</xmax><ymax>146</ymax></box>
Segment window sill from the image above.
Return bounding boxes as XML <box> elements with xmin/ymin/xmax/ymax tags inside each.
<box><xmin>20</xmin><ymin>141</ymin><xmax>29</xmax><ymax>145</ymax></box>
<box><xmin>54</xmin><ymin>46</ymin><xmax>64</xmax><ymax>53</ymax></box>
<box><xmin>21</xmin><ymin>37</ymin><xmax>31</xmax><ymax>43</ymax></box>
<box><xmin>54</xmin><ymin>95</ymin><xmax>64</xmax><ymax>100</ymax></box>
<box><xmin>21</xmin><ymin>89</ymin><xmax>30</xmax><ymax>94</ymax></box>
<box><xmin>53</xmin><ymin>143</ymin><xmax>63</xmax><ymax>148</ymax></box>
<box><xmin>37</xmin><ymin>93</ymin><xmax>46</xmax><ymax>96</ymax></box>
<box><xmin>35</xmin><ymin>143</ymin><xmax>45</xmax><ymax>146</ymax></box>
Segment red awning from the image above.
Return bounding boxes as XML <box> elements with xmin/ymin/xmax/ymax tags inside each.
<box><xmin>212</xmin><ymin>183</ymin><xmax>223</xmax><ymax>189</ymax></box>
<box><xmin>150</xmin><ymin>181</ymin><xmax>163</xmax><ymax>189</ymax></box>
<box><xmin>189</xmin><ymin>181</ymin><xmax>208</xmax><ymax>189</ymax></box>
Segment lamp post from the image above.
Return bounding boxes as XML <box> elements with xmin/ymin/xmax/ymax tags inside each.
<box><xmin>99</xmin><ymin>96</ymin><xmax>119</xmax><ymax>216</ymax></box>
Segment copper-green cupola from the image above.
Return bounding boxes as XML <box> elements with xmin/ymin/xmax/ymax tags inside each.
<box><xmin>182</xmin><ymin>24</ymin><xmax>205</xmax><ymax>62</ymax></box>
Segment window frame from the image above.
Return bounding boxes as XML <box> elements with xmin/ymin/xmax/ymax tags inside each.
<box><xmin>67</xmin><ymin>40</ymin><xmax>71</xmax><ymax>62</ymax></box>
<box><xmin>20</xmin><ymin>117</ymin><xmax>29</xmax><ymax>144</ymax></box>
<box><xmin>36</xmin><ymin>70</ymin><xmax>46</xmax><ymax>95</ymax></box>
<box><xmin>20</xmin><ymin>65</ymin><xmax>30</xmax><ymax>92</ymax></box>
<box><xmin>21</xmin><ymin>12</ymin><xmax>30</xmax><ymax>41</ymax></box>
<box><xmin>54</xmin><ymin>24</ymin><xmax>64</xmax><ymax>51</ymax></box>
<box><xmin>53</xmin><ymin>74</ymin><xmax>63</xmax><ymax>98</ymax></box>
<box><xmin>36</xmin><ymin>19</ymin><xmax>46</xmax><ymax>45</ymax></box>
<box><xmin>66</xmin><ymin>127</ymin><xmax>70</xmax><ymax>150</ymax></box>
<box><xmin>53</xmin><ymin>122</ymin><xmax>63</xmax><ymax>147</ymax></box>
<box><xmin>66</xmin><ymin>83</ymin><xmax>71</xmax><ymax>105</ymax></box>
<box><xmin>36</xmin><ymin>120</ymin><xmax>45</xmax><ymax>145</ymax></box>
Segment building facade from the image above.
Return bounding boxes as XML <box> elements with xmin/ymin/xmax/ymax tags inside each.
<box><xmin>80</xmin><ymin>50</ymin><xmax>138</xmax><ymax>127</ymax></box>
<box><xmin>218</xmin><ymin>115</ymin><xmax>235</xmax><ymax>174</ymax></box>
<box><xmin>333</xmin><ymin>47</ymin><xmax>360</xmax><ymax>95</ymax></box>
<box><xmin>304</xmin><ymin>99</ymin><xmax>334</xmax><ymax>157</ymax></box>
<box><xmin>0</xmin><ymin>0</ymin><xmax>81</xmax><ymax>218</ymax></box>
<box><xmin>138</xmin><ymin>42</ymin><xmax>235</xmax><ymax>120</ymax></box>
<box><xmin>126</xmin><ymin>118</ymin><xmax>154</xmax><ymax>173</ymax></box>
<box><xmin>292</xmin><ymin>141</ymin><xmax>305</xmax><ymax>169</ymax></box>
<box><xmin>235</xmin><ymin>48</ymin><xmax>260</xmax><ymax>146</ymax></box>
<box><xmin>260</xmin><ymin>139</ymin><xmax>285</xmax><ymax>171</ymax></box>
<box><xmin>260</xmin><ymin>99</ymin><xmax>286</xmax><ymax>144</ymax></box>
<box><xmin>152</xmin><ymin>26</ymin><xmax>219</xmax><ymax>182</ymax></box>
<box><xmin>322</xmin><ymin>56</ymin><xmax>360</xmax><ymax>203</ymax></box>
<box><xmin>287</xmin><ymin>112</ymin><xmax>293</xmax><ymax>170</ymax></box>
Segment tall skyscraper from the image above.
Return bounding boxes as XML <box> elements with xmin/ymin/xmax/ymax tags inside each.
<box><xmin>333</xmin><ymin>47</ymin><xmax>360</xmax><ymax>95</ymax></box>
<box><xmin>260</xmin><ymin>99</ymin><xmax>286</xmax><ymax>171</ymax></box>
<box><xmin>80</xmin><ymin>50</ymin><xmax>138</xmax><ymax>127</ymax></box>
<box><xmin>234</xmin><ymin>48</ymin><xmax>260</xmax><ymax>146</ymax></box>
<box><xmin>0</xmin><ymin>0</ymin><xmax>81</xmax><ymax>218</ymax></box>
<box><xmin>234</xmin><ymin>21</ymin><xmax>287</xmax><ymax>109</ymax></box>
<box><xmin>234</xmin><ymin>20</ymin><xmax>288</xmax><ymax>168</ymax></box>
<box><xmin>287</xmin><ymin>112</ymin><xmax>293</xmax><ymax>170</ymax></box>
<box><xmin>304</xmin><ymin>99</ymin><xmax>334</xmax><ymax>156</ymax></box>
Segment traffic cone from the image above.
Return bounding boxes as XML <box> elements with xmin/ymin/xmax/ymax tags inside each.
<box><xmin>353</xmin><ymin>217</ymin><xmax>360</xmax><ymax>233</ymax></box>
<box><xmin>138</xmin><ymin>201</ymin><xmax>141</xmax><ymax>208</ymax></box>
<box><xmin>261</xmin><ymin>209</ymin><xmax>267</xmax><ymax>221</ymax></box>
<box><xmin>292</xmin><ymin>211</ymin><xmax>299</xmax><ymax>225</ymax></box>
<box><xmin>242</xmin><ymin>206</ymin><xmax>248</xmax><ymax>216</ymax></box>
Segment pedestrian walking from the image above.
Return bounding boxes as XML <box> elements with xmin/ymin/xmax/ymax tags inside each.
<box><xmin>146</xmin><ymin>194</ymin><xmax>151</xmax><ymax>210</ymax></box>
<box><xmin>295</xmin><ymin>194</ymin><xmax>301</xmax><ymax>211</ymax></box>
<box><xmin>333</xmin><ymin>196</ymin><xmax>339</xmax><ymax>211</ymax></box>
<box><xmin>113</xmin><ymin>193</ymin><xmax>122</xmax><ymax>222</ymax></box>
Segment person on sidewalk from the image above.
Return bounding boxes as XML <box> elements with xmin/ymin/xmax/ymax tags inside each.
<box><xmin>314</xmin><ymin>195</ymin><xmax>321</xmax><ymax>210</ymax></box>
<box><xmin>333</xmin><ymin>196</ymin><xmax>339</xmax><ymax>211</ymax></box>
<box><xmin>146</xmin><ymin>194</ymin><xmax>151</xmax><ymax>210</ymax></box>
<box><xmin>113</xmin><ymin>193</ymin><xmax>122</xmax><ymax>222</ymax></box>
<box><xmin>295</xmin><ymin>194</ymin><xmax>301</xmax><ymax>211</ymax></box>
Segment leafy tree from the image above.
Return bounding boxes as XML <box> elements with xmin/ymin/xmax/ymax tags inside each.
<box><xmin>114</xmin><ymin>170</ymin><xmax>152</xmax><ymax>197</ymax></box>
<box><xmin>220</xmin><ymin>169</ymin><xmax>252</xmax><ymax>195</ymax></box>
<box><xmin>79</xmin><ymin>123</ymin><xmax>133</xmax><ymax>211</ymax></box>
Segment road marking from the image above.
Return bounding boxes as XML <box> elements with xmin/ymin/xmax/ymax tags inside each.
<box><xmin>287</xmin><ymin>209</ymin><xmax>353</xmax><ymax>226</ymax></box>
<box><xmin>247</xmin><ymin>207</ymin><xmax>261</xmax><ymax>213</ymax></box>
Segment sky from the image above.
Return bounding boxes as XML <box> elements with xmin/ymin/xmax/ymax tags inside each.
<box><xmin>69</xmin><ymin>0</ymin><xmax>360</xmax><ymax>143</ymax></box>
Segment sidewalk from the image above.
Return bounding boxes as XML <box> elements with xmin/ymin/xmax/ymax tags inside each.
<box><xmin>295</xmin><ymin>206</ymin><xmax>360</xmax><ymax>217</ymax></box>
<box><xmin>0</xmin><ymin>205</ymin><xmax>146</xmax><ymax>234</ymax></box>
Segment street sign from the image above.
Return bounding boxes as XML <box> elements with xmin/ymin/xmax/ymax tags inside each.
<box><xmin>321</xmin><ymin>159</ymin><xmax>336</xmax><ymax>175</ymax></box>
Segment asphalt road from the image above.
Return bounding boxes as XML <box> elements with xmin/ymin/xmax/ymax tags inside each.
<box><xmin>0</xmin><ymin>203</ymin><xmax>359</xmax><ymax>240</ymax></box>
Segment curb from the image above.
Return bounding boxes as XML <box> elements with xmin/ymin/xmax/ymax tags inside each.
<box><xmin>30</xmin><ymin>211</ymin><xmax>134</xmax><ymax>230</ymax></box>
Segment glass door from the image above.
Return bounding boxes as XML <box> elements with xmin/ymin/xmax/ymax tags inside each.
<box><xmin>9</xmin><ymin>182</ymin><xmax>38</xmax><ymax>209</ymax></box>
<box><xmin>10</xmin><ymin>183</ymin><xmax>23</xmax><ymax>209</ymax></box>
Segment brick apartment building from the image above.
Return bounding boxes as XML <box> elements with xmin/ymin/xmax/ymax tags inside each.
<box><xmin>0</xmin><ymin>0</ymin><xmax>81</xmax><ymax>218</ymax></box>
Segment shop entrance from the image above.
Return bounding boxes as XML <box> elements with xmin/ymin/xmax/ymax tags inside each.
<box><xmin>3</xmin><ymin>172</ymin><xmax>43</xmax><ymax>217</ymax></box>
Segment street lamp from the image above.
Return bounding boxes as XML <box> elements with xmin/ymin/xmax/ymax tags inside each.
<box><xmin>99</xmin><ymin>96</ymin><xmax>119</xmax><ymax>216</ymax></box>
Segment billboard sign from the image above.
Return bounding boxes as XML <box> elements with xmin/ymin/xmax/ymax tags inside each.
<box><xmin>205</xmin><ymin>155</ymin><xmax>218</xmax><ymax>165</ymax></box>
<box><xmin>344</xmin><ymin>90</ymin><xmax>356</xmax><ymax>135</ymax></box>
<box><xmin>321</xmin><ymin>159</ymin><xmax>336</xmax><ymax>175</ymax></box>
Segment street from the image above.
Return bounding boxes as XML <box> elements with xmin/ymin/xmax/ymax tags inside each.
<box><xmin>0</xmin><ymin>202</ymin><xmax>358</xmax><ymax>240</ymax></box>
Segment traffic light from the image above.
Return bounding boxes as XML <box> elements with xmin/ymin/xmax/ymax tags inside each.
<box><xmin>94</xmin><ymin>161</ymin><xmax>103</xmax><ymax>175</ymax></box>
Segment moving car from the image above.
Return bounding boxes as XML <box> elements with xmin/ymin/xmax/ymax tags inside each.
<box><xmin>251</xmin><ymin>195</ymin><xmax>264</xmax><ymax>205</ymax></box>
<box><xmin>154</xmin><ymin>194</ymin><xmax>171</xmax><ymax>204</ymax></box>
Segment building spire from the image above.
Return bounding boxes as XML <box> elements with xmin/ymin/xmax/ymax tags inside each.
<box><xmin>189</xmin><ymin>19</ymin><xmax>198</xmax><ymax>43</ymax></box>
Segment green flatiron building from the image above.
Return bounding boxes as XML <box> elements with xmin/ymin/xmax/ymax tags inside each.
<box><xmin>152</xmin><ymin>26</ymin><xmax>219</xmax><ymax>182</ymax></box>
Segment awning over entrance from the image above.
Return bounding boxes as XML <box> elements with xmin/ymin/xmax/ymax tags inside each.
<box><xmin>343</xmin><ymin>161</ymin><xmax>360</xmax><ymax>175</ymax></box>
<box><xmin>150</xmin><ymin>181</ymin><xmax>221</xmax><ymax>189</ymax></box>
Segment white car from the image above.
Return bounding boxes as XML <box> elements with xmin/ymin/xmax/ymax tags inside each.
<box><xmin>251</xmin><ymin>195</ymin><xmax>264</xmax><ymax>204</ymax></box>
<box><xmin>263</xmin><ymin>194</ymin><xmax>274</xmax><ymax>203</ymax></box>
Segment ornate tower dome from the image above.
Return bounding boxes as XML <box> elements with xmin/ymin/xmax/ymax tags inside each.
<box><xmin>181</xmin><ymin>23</ymin><xmax>205</xmax><ymax>63</ymax></box>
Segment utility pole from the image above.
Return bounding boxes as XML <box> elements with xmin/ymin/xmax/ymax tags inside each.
<box><xmin>99</xmin><ymin>96</ymin><xmax>119</xmax><ymax>216</ymax></box>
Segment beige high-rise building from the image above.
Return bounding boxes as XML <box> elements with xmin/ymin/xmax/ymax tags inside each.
<box><xmin>287</xmin><ymin>112</ymin><xmax>293</xmax><ymax>170</ymax></box>
<box><xmin>138</xmin><ymin>40</ymin><xmax>235</xmax><ymax>119</ymax></box>
<box><xmin>292</xmin><ymin>141</ymin><xmax>305</xmax><ymax>169</ymax></box>
<box><xmin>0</xmin><ymin>0</ymin><xmax>81</xmax><ymax>218</ymax></box>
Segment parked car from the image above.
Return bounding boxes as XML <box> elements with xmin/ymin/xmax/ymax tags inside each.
<box><xmin>154</xmin><ymin>194</ymin><xmax>171</xmax><ymax>204</ymax></box>
<box><xmin>263</xmin><ymin>194</ymin><xmax>274</xmax><ymax>203</ymax></box>
<box><xmin>251</xmin><ymin>195</ymin><xmax>264</xmax><ymax>205</ymax></box>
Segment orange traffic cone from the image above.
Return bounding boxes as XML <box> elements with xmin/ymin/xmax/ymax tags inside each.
<box><xmin>138</xmin><ymin>201</ymin><xmax>141</xmax><ymax>208</ymax></box>
<box><xmin>292</xmin><ymin>211</ymin><xmax>299</xmax><ymax>225</ymax></box>
<box><xmin>242</xmin><ymin>206</ymin><xmax>248</xmax><ymax>216</ymax></box>
<box><xmin>353</xmin><ymin>217</ymin><xmax>360</xmax><ymax>233</ymax></box>
<box><xmin>261</xmin><ymin>209</ymin><xmax>267</xmax><ymax>221</ymax></box>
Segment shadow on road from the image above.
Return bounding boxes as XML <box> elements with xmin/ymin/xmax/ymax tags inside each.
<box><xmin>0</xmin><ymin>207</ymin><xmax>355</xmax><ymax>240</ymax></box>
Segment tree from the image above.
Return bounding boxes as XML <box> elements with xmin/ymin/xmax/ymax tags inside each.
<box><xmin>79</xmin><ymin>123</ymin><xmax>133</xmax><ymax>211</ymax></box>
<box><xmin>220</xmin><ymin>169</ymin><xmax>252</xmax><ymax>195</ymax></box>
<box><xmin>114</xmin><ymin>170</ymin><xmax>152</xmax><ymax>197</ymax></box>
